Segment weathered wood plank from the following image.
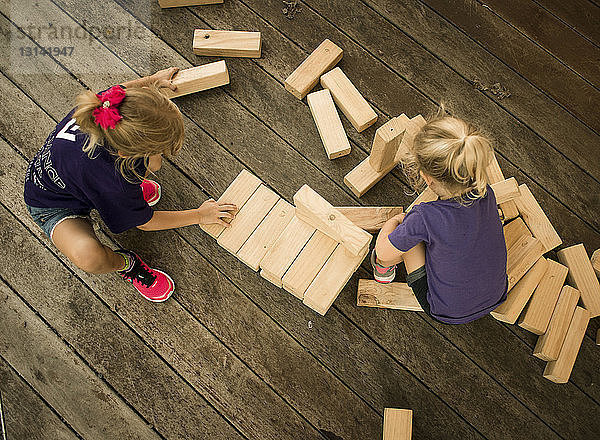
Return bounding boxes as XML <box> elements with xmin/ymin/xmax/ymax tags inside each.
<box><xmin>533</xmin><ymin>0</ymin><xmax>600</xmax><ymax>45</ymax></box>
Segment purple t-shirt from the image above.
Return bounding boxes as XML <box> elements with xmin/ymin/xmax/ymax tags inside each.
<box><xmin>23</xmin><ymin>110</ymin><xmax>153</xmax><ymax>234</ymax></box>
<box><xmin>388</xmin><ymin>187</ymin><xmax>508</xmax><ymax>324</ymax></box>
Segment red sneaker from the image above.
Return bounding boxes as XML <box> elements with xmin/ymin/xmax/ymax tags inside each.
<box><xmin>141</xmin><ymin>179</ymin><xmax>161</xmax><ymax>206</ymax></box>
<box><xmin>117</xmin><ymin>250</ymin><xmax>174</xmax><ymax>302</ymax></box>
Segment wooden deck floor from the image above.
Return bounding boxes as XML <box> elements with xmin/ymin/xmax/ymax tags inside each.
<box><xmin>1</xmin><ymin>0</ymin><xmax>599</xmax><ymax>439</ymax></box>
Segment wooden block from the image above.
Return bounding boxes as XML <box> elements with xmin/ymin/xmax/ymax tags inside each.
<box><xmin>307</xmin><ymin>90</ymin><xmax>351</xmax><ymax>159</ymax></box>
<box><xmin>217</xmin><ymin>185</ymin><xmax>280</xmax><ymax>254</ymax></box>
<box><xmin>518</xmin><ymin>259</ymin><xmax>569</xmax><ymax>334</ymax></box>
<box><xmin>237</xmin><ymin>199</ymin><xmax>295</xmax><ymax>271</ymax></box>
<box><xmin>534</xmin><ymin>285</ymin><xmax>580</xmax><ymax>361</ymax></box>
<box><xmin>543</xmin><ymin>306</ymin><xmax>590</xmax><ymax>384</ymax></box>
<box><xmin>395</xmin><ymin>115</ymin><xmax>426</xmax><ymax>162</ymax></box>
<box><xmin>284</xmin><ymin>39</ymin><xmax>343</xmax><ymax>99</ymax></box>
<box><xmin>159</xmin><ymin>0</ymin><xmax>222</xmax><ymax>7</ymax></box>
<box><xmin>200</xmin><ymin>170</ymin><xmax>262</xmax><ymax>238</ymax></box>
<box><xmin>293</xmin><ymin>185</ymin><xmax>372</xmax><ymax>256</ymax></box>
<box><xmin>303</xmin><ymin>244</ymin><xmax>369</xmax><ymax>315</ymax></box>
<box><xmin>357</xmin><ymin>280</ymin><xmax>423</xmax><ymax>311</ymax></box>
<box><xmin>160</xmin><ymin>61</ymin><xmax>229</xmax><ymax>99</ymax></box>
<box><xmin>335</xmin><ymin>206</ymin><xmax>403</xmax><ymax>232</ymax></box>
<box><xmin>590</xmin><ymin>249</ymin><xmax>599</xmax><ymax>278</ymax></box>
<box><xmin>282</xmin><ymin>231</ymin><xmax>338</xmax><ymax>299</ymax></box>
<box><xmin>344</xmin><ymin>155</ymin><xmax>396</xmax><ymax>198</ymax></box>
<box><xmin>506</xmin><ymin>235</ymin><xmax>546</xmax><ymax>291</ymax></box>
<box><xmin>259</xmin><ymin>217</ymin><xmax>315</xmax><ymax>287</ymax></box>
<box><xmin>193</xmin><ymin>29</ymin><xmax>261</xmax><ymax>58</ymax></box>
<box><xmin>320</xmin><ymin>67</ymin><xmax>377</xmax><ymax>132</ymax></box>
<box><xmin>557</xmin><ymin>243</ymin><xmax>600</xmax><ymax>317</ymax></box>
<box><xmin>383</xmin><ymin>408</ymin><xmax>413</xmax><ymax>440</ymax></box>
<box><xmin>406</xmin><ymin>187</ymin><xmax>438</xmax><ymax>213</ymax></box>
<box><xmin>369</xmin><ymin>115</ymin><xmax>409</xmax><ymax>172</ymax></box>
<box><xmin>503</xmin><ymin>217</ymin><xmax>530</xmax><ymax>251</ymax></box>
<box><xmin>490</xmin><ymin>257</ymin><xmax>548</xmax><ymax>324</ymax></box>
<box><xmin>490</xmin><ymin>177</ymin><xmax>520</xmax><ymax>205</ymax></box>
<box><xmin>486</xmin><ymin>153</ymin><xmax>519</xmax><ymax>220</ymax></box>
<box><xmin>514</xmin><ymin>184</ymin><xmax>562</xmax><ymax>252</ymax></box>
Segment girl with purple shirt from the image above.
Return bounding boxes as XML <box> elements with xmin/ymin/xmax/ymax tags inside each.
<box><xmin>372</xmin><ymin>114</ymin><xmax>508</xmax><ymax>324</ymax></box>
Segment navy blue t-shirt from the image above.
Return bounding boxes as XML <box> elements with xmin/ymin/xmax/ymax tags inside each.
<box><xmin>388</xmin><ymin>187</ymin><xmax>508</xmax><ymax>324</ymax></box>
<box><xmin>24</xmin><ymin>110</ymin><xmax>153</xmax><ymax>234</ymax></box>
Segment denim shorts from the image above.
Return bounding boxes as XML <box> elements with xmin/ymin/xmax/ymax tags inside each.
<box><xmin>26</xmin><ymin>204</ymin><xmax>91</xmax><ymax>241</ymax></box>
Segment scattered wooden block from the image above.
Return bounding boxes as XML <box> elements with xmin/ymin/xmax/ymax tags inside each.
<box><xmin>591</xmin><ymin>249</ymin><xmax>599</xmax><ymax>278</ymax></box>
<box><xmin>557</xmin><ymin>244</ymin><xmax>600</xmax><ymax>317</ymax></box>
<box><xmin>159</xmin><ymin>0</ymin><xmax>222</xmax><ymax>7</ymax></box>
<box><xmin>490</xmin><ymin>177</ymin><xmax>520</xmax><ymax>205</ymax></box>
<box><xmin>357</xmin><ymin>280</ymin><xmax>423</xmax><ymax>311</ymax></box>
<box><xmin>193</xmin><ymin>29</ymin><xmax>261</xmax><ymax>58</ymax></box>
<box><xmin>490</xmin><ymin>257</ymin><xmax>548</xmax><ymax>324</ymax></box>
<box><xmin>506</xmin><ymin>235</ymin><xmax>546</xmax><ymax>291</ymax></box>
<box><xmin>335</xmin><ymin>207</ymin><xmax>403</xmax><ymax>232</ymax></box>
<box><xmin>284</xmin><ymin>39</ymin><xmax>343</xmax><ymax>99</ymax></box>
<box><xmin>486</xmin><ymin>153</ymin><xmax>519</xmax><ymax>220</ymax></box>
<box><xmin>282</xmin><ymin>231</ymin><xmax>338</xmax><ymax>299</ymax></box>
<box><xmin>237</xmin><ymin>199</ymin><xmax>295</xmax><ymax>271</ymax></box>
<box><xmin>294</xmin><ymin>185</ymin><xmax>372</xmax><ymax>256</ymax></box>
<box><xmin>320</xmin><ymin>67</ymin><xmax>377</xmax><ymax>132</ymax></box>
<box><xmin>160</xmin><ymin>61</ymin><xmax>229</xmax><ymax>99</ymax></box>
<box><xmin>201</xmin><ymin>170</ymin><xmax>262</xmax><ymax>238</ymax></box>
<box><xmin>543</xmin><ymin>306</ymin><xmax>590</xmax><ymax>384</ymax></box>
<box><xmin>534</xmin><ymin>285</ymin><xmax>580</xmax><ymax>361</ymax></box>
<box><xmin>369</xmin><ymin>116</ymin><xmax>408</xmax><ymax>172</ymax></box>
<box><xmin>306</xmin><ymin>89</ymin><xmax>351</xmax><ymax>159</ymax></box>
<box><xmin>396</xmin><ymin>115</ymin><xmax>427</xmax><ymax>162</ymax></box>
<box><xmin>503</xmin><ymin>218</ymin><xmax>531</xmax><ymax>252</ymax></box>
<box><xmin>383</xmin><ymin>408</ymin><xmax>413</xmax><ymax>440</ymax></box>
<box><xmin>514</xmin><ymin>184</ymin><xmax>562</xmax><ymax>252</ymax></box>
<box><xmin>518</xmin><ymin>259</ymin><xmax>569</xmax><ymax>334</ymax></box>
<box><xmin>406</xmin><ymin>187</ymin><xmax>438</xmax><ymax>213</ymax></box>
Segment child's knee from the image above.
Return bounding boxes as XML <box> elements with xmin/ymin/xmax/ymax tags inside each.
<box><xmin>69</xmin><ymin>241</ymin><xmax>107</xmax><ymax>274</ymax></box>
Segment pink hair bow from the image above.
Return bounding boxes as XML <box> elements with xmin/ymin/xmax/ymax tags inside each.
<box><xmin>93</xmin><ymin>86</ymin><xmax>126</xmax><ymax>130</ymax></box>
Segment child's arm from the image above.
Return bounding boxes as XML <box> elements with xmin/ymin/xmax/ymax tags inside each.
<box><xmin>137</xmin><ymin>199</ymin><xmax>237</xmax><ymax>232</ymax></box>
<box><xmin>120</xmin><ymin>67</ymin><xmax>179</xmax><ymax>91</ymax></box>
<box><xmin>375</xmin><ymin>213</ymin><xmax>406</xmax><ymax>267</ymax></box>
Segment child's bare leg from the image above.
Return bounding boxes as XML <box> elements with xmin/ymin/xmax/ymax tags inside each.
<box><xmin>402</xmin><ymin>241</ymin><xmax>426</xmax><ymax>274</ymax></box>
<box><xmin>51</xmin><ymin>218</ymin><xmax>125</xmax><ymax>274</ymax></box>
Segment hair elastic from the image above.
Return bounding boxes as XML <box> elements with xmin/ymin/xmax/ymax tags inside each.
<box><xmin>93</xmin><ymin>86</ymin><xmax>126</xmax><ymax>130</ymax></box>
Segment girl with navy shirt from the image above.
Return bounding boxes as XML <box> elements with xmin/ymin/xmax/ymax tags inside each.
<box><xmin>24</xmin><ymin>68</ymin><xmax>237</xmax><ymax>302</ymax></box>
<box><xmin>372</xmin><ymin>114</ymin><xmax>508</xmax><ymax>324</ymax></box>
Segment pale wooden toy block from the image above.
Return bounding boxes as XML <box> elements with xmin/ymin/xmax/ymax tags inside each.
<box><xmin>543</xmin><ymin>306</ymin><xmax>590</xmax><ymax>384</ymax></box>
<box><xmin>518</xmin><ymin>259</ymin><xmax>569</xmax><ymax>334</ymax></box>
<box><xmin>503</xmin><ymin>217</ymin><xmax>531</xmax><ymax>252</ymax></box>
<box><xmin>284</xmin><ymin>39</ymin><xmax>343</xmax><ymax>99</ymax></box>
<box><xmin>514</xmin><ymin>184</ymin><xmax>562</xmax><ymax>252</ymax></box>
<box><xmin>282</xmin><ymin>231</ymin><xmax>338</xmax><ymax>299</ymax></box>
<box><xmin>357</xmin><ymin>280</ymin><xmax>423</xmax><ymax>311</ymax></box>
<box><xmin>200</xmin><ymin>170</ymin><xmax>262</xmax><ymax>238</ymax></box>
<box><xmin>320</xmin><ymin>67</ymin><xmax>377</xmax><ymax>132</ymax></box>
<box><xmin>306</xmin><ymin>89</ymin><xmax>351</xmax><ymax>159</ymax></box>
<box><xmin>557</xmin><ymin>243</ymin><xmax>600</xmax><ymax>317</ymax></box>
<box><xmin>395</xmin><ymin>115</ymin><xmax>426</xmax><ymax>162</ymax></box>
<box><xmin>193</xmin><ymin>29</ymin><xmax>261</xmax><ymax>58</ymax></box>
<box><xmin>237</xmin><ymin>199</ymin><xmax>295</xmax><ymax>271</ymax></box>
<box><xmin>490</xmin><ymin>177</ymin><xmax>520</xmax><ymax>205</ymax></box>
<box><xmin>217</xmin><ymin>185</ymin><xmax>280</xmax><ymax>254</ymax></box>
<box><xmin>490</xmin><ymin>257</ymin><xmax>548</xmax><ymax>324</ymax></box>
<box><xmin>335</xmin><ymin>206</ymin><xmax>403</xmax><ymax>232</ymax></box>
<box><xmin>161</xmin><ymin>61</ymin><xmax>229</xmax><ymax>99</ymax></box>
<box><xmin>369</xmin><ymin>115</ymin><xmax>409</xmax><ymax>172</ymax></box>
<box><xmin>303</xmin><ymin>244</ymin><xmax>369</xmax><ymax>315</ymax></box>
<box><xmin>383</xmin><ymin>408</ymin><xmax>413</xmax><ymax>440</ymax></box>
<box><xmin>259</xmin><ymin>216</ymin><xmax>315</xmax><ymax>287</ymax></box>
<box><xmin>506</xmin><ymin>235</ymin><xmax>546</xmax><ymax>291</ymax></box>
<box><xmin>534</xmin><ymin>285</ymin><xmax>580</xmax><ymax>361</ymax></box>
<box><xmin>406</xmin><ymin>187</ymin><xmax>438</xmax><ymax>213</ymax></box>
<box><xmin>159</xmin><ymin>0</ymin><xmax>222</xmax><ymax>7</ymax></box>
<box><xmin>486</xmin><ymin>153</ymin><xmax>519</xmax><ymax>220</ymax></box>
<box><xmin>590</xmin><ymin>249</ymin><xmax>599</xmax><ymax>278</ymax></box>
<box><xmin>294</xmin><ymin>184</ymin><xmax>372</xmax><ymax>256</ymax></box>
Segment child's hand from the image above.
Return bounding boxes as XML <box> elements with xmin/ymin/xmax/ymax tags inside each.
<box><xmin>389</xmin><ymin>212</ymin><xmax>405</xmax><ymax>226</ymax></box>
<box><xmin>197</xmin><ymin>199</ymin><xmax>238</xmax><ymax>227</ymax></box>
<box><xmin>151</xmin><ymin>67</ymin><xmax>179</xmax><ymax>91</ymax></box>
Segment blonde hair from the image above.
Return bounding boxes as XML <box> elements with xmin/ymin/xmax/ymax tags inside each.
<box><xmin>401</xmin><ymin>111</ymin><xmax>493</xmax><ymax>203</ymax></box>
<box><xmin>73</xmin><ymin>84</ymin><xmax>184</xmax><ymax>182</ymax></box>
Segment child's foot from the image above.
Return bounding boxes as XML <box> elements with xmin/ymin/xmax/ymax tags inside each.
<box><xmin>371</xmin><ymin>250</ymin><xmax>396</xmax><ymax>283</ymax></box>
<box><xmin>141</xmin><ymin>179</ymin><xmax>161</xmax><ymax>206</ymax></box>
<box><xmin>116</xmin><ymin>250</ymin><xmax>174</xmax><ymax>302</ymax></box>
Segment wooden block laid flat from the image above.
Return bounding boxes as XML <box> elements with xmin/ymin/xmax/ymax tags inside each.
<box><xmin>294</xmin><ymin>185</ymin><xmax>372</xmax><ymax>256</ymax></box>
<box><xmin>217</xmin><ymin>185</ymin><xmax>280</xmax><ymax>254</ymax></box>
<box><xmin>282</xmin><ymin>231</ymin><xmax>338</xmax><ymax>299</ymax></box>
<box><xmin>320</xmin><ymin>67</ymin><xmax>377</xmax><ymax>132</ymax></box>
<box><xmin>344</xmin><ymin>155</ymin><xmax>397</xmax><ymax>198</ymax></box>
<box><xmin>518</xmin><ymin>259</ymin><xmax>569</xmax><ymax>334</ymax></box>
<box><xmin>486</xmin><ymin>153</ymin><xmax>519</xmax><ymax>220</ymax></box>
<box><xmin>307</xmin><ymin>89</ymin><xmax>351</xmax><ymax>159</ymax></box>
<box><xmin>260</xmin><ymin>216</ymin><xmax>315</xmax><ymax>287</ymax></box>
<box><xmin>383</xmin><ymin>408</ymin><xmax>413</xmax><ymax>440</ymax></box>
<box><xmin>200</xmin><ymin>170</ymin><xmax>262</xmax><ymax>238</ymax></box>
<box><xmin>591</xmin><ymin>249</ymin><xmax>600</xmax><ymax>278</ymax></box>
<box><xmin>237</xmin><ymin>199</ymin><xmax>295</xmax><ymax>271</ymax></box>
<box><xmin>335</xmin><ymin>206</ymin><xmax>403</xmax><ymax>232</ymax></box>
<box><xmin>543</xmin><ymin>306</ymin><xmax>590</xmax><ymax>384</ymax></box>
<box><xmin>557</xmin><ymin>243</ymin><xmax>600</xmax><ymax>317</ymax></box>
<box><xmin>503</xmin><ymin>217</ymin><xmax>531</xmax><ymax>252</ymax></box>
<box><xmin>193</xmin><ymin>29</ymin><xmax>261</xmax><ymax>58</ymax></box>
<box><xmin>357</xmin><ymin>280</ymin><xmax>423</xmax><ymax>311</ymax></box>
<box><xmin>490</xmin><ymin>257</ymin><xmax>548</xmax><ymax>324</ymax></box>
<box><xmin>514</xmin><ymin>184</ymin><xmax>562</xmax><ymax>252</ymax></box>
<box><xmin>490</xmin><ymin>177</ymin><xmax>520</xmax><ymax>205</ymax></box>
<box><xmin>303</xmin><ymin>244</ymin><xmax>369</xmax><ymax>315</ymax></box>
<box><xmin>159</xmin><ymin>0</ymin><xmax>222</xmax><ymax>7</ymax></box>
<box><xmin>506</xmin><ymin>235</ymin><xmax>546</xmax><ymax>291</ymax></box>
<box><xmin>284</xmin><ymin>39</ymin><xmax>343</xmax><ymax>99</ymax></box>
<box><xmin>406</xmin><ymin>187</ymin><xmax>438</xmax><ymax>213</ymax></box>
<box><xmin>161</xmin><ymin>61</ymin><xmax>229</xmax><ymax>99</ymax></box>
<box><xmin>534</xmin><ymin>285</ymin><xmax>580</xmax><ymax>361</ymax></box>
<box><xmin>369</xmin><ymin>115</ymin><xmax>409</xmax><ymax>172</ymax></box>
